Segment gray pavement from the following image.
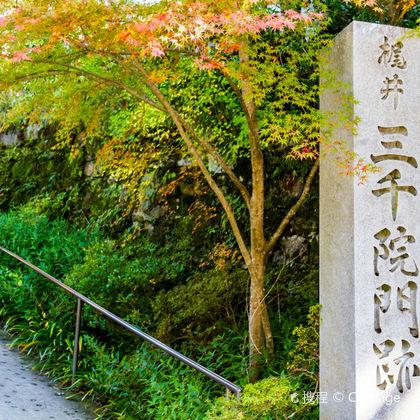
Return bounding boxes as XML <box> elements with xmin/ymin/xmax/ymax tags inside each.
<box><xmin>0</xmin><ymin>332</ymin><xmax>97</xmax><ymax>420</ymax></box>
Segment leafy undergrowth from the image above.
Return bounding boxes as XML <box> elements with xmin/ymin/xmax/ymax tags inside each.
<box><xmin>0</xmin><ymin>203</ymin><xmax>319</xmax><ymax>419</ymax></box>
<box><xmin>0</xmin><ymin>204</ymin><xmax>236</xmax><ymax>418</ymax></box>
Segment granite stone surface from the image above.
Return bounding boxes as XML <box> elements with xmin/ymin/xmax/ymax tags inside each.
<box><xmin>320</xmin><ymin>21</ymin><xmax>420</xmax><ymax>420</ymax></box>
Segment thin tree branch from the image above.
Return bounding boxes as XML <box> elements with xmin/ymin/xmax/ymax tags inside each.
<box><xmin>175</xmin><ymin>114</ymin><xmax>251</xmax><ymax>211</ymax></box>
<box><xmin>30</xmin><ymin>59</ymin><xmax>118</xmax><ymax>84</ymax></box>
<box><xmin>265</xmin><ymin>158</ymin><xmax>320</xmax><ymax>254</ymax></box>
<box><xmin>25</xmin><ymin>59</ymin><xmax>166</xmax><ymax>113</ymax></box>
<box><xmin>15</xmin><ymin>70</ymin><xmax>79</xmax><ymax>81</ymax></box>
<box><xmin>112</xmin><ymin>56</ymin><xmax>168</xmax><ymax>113</ymax></box>
<box><xmin>164</xmin><ymin>46</ymin><xmax>258</xmax><ymax>143</ymax></box>
<box><xmin>161</xmin><ymin>48</ymin><xmax>253</xmax><ymax>210</ymax></box>
<box><xmin>53</xmin><ymin>50</ymin><xmax>89</xmax><ymax>62</ymax></box>
<box><xmin>83</xmin><ymin>46</ymin><xmax>251</xmax><ymax>209</ymax></box>
<box><xmin>133</xmin><ymin>58</ymin><xmax>253</xmax><ymax>268</ymax></box>
<box><xmin>221</xmin><ymin>70</ymin><xmax>258</xmax><ymax>142</ymax></box>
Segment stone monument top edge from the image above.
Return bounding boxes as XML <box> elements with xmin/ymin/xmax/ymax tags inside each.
<box><xmin>335</xmin><ymin>20</ymin><xmax>413</xmax><ymax>41</ymax></box>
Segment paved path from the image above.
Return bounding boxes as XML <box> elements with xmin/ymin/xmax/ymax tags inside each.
<box><xmin>0</xmin><ymin>332</ymin><xmax>96</xmax><ymax>420</ymax></box>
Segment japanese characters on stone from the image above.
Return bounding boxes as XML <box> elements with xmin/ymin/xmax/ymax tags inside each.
<box><xmin>379</xmin><ymin>36</ymin><xmax>406</xmax><ymax>110</ymax></box>
<box><xmin>372</xmin><ymin>35</ymin><xmax>420</xmax><ymax>393</ymax></box>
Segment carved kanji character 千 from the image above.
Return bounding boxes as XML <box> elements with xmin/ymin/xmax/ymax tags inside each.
<box><xmin>372</xmin><ymin>171</ymin><xmax>417</xmax><ymax>221</ymax></box>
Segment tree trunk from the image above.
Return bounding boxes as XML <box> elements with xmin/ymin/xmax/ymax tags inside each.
<box><xmin>261</xmin><ymin>296</ymin><xmax>274</xmax><ymax>361</ymax></box>
<box><xmin>237</xmin><ymin>37</ymin><xmax>275</xmax><ymax>381</ymax></box>
<box><xmin>249</xmin><ymin>271</ymin><xmax>264</xmax><ymax>382</ymax></box>
<box><xmin>248</xmin><ymin>252</ymin><xmax>273</xmax><ymax>382</ymax></box>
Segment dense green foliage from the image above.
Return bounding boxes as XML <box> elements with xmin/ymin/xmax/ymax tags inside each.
<box><xmin>0</xmin><ymin>200</ymin><xmax>318</xmax><ymax>418</ymax></box>
<box><xmin>205</xmin><ymin>376</ymin><xmax>305</xmax><ymax>419</ymax></box>
<box><xmin>0</xmin><ymin>1</ymin><xmax>418</xmax><ymax>419</ymax></box>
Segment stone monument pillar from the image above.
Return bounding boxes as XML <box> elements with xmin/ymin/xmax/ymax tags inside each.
<box><xmin>320</xmin><ymin>21</ymin><xmax>420</xmax><ymax>419</ymax></box>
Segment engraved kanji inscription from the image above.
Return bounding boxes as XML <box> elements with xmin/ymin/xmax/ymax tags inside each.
<box><xmin>373</xmin><ymin>226</ymin><xmax>418</xmax><ymax>276</ymax></box>
<box><xmin>398</xmin><ymin>281</ymin><xmax>419</xmax><ymax>338</ymax></box>
<box><xmin>378</xmin><ymin>36</ymin><xmax>407</xmax><ymax>69</ymax></box>
<box><xmin>373</xmin><ymin>282</ymin><xmax>419</xmax><ymax>337</ymax></box>
<box><xmin>372</xmin><ymin>170</ymin><xmax>417</xmax><ymax>221</ymax></box>
<box><xmin>381</xmin><ymin>74</ymin><xmax>403</xmax><ymax>110</ymax></box>
<box><xmin>371</xmin><ymin>126</ymin><xmax>416</xmax><ymax>166</ymax></box>
<box><xmin>374</xmin><ymin>339</ymin><xmax>420</xmax><ymax>393</ymax></box>
<box><xmin>374</xmin><ymin>284</ymin><xmax>391</xmax><ymax>334</ymax></box>
<box><xmin>370</xmin><ymin>153</ymin><xmax>417</xmax><ymax>168</ymax></box>
<box><xmin>378</xmin><ymin>125</ymin><xmax>407</xmax><ymax>149</ymax></box>
<box><xmin>369</xmin><ymin>31</ymin><xmax>418</xmax><ymax>399</ymax></box>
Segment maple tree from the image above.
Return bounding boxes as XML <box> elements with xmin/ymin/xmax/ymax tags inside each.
<box><xmin>0</xmin><ymin>0</ymin><xmax>377</xmax><ymax>379</ymax></box>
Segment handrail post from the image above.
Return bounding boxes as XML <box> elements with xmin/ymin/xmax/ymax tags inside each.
<box><xmin>226</xmin><ymin>387</ymin><xmax>241</xmax><ymax>400</ymax></box>
<box><xmin>72</xmin><ymin>297</ymin><xmax>83</xmax><ymax>384</ymax></box>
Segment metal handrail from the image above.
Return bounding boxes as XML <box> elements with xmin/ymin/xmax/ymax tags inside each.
<box><xmin>0</xmin><ymin>246</ymin><xmax>242</xmax><ymax>398</ymax></box>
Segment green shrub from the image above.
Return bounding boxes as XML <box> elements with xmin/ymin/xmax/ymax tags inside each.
<box><xmin>0</xmin><ymin>203</ymin><xmax>98</xmax><ymax>328</ymax></box>
<box><xmin>58</xmin><ymin>235</ymin><xmax>196</xmax><ymax>337</ymax></box>
<box><xmin>0</xmin><ymin>203</ymin><xmax>320</xmax><ymax>419</ymax></box>
<box><xmin>287</xmin><ymin>304</ymin><xmax>319</xmax><ymax>384</ymax></box>
<box><xmin>152</xmin><ymin>264</ymin><xmax>247</xmax><ymax>344</ymax></box>
<box><xmin>0</xmin><ymin>200</ymin><xmax>97</xmax><ymax>276</ymax></box>
<box><xmin>205</xmin><ymin>376</ymin><xmax>298</xmax><ymax>420</ymax></box>
<box><xmin>0</xmin><ymin>206</ymin><xmax>245</xmax><ymax>418</ymax></box>
<box><xmin>61</xmin><ymin>239</ymin><xmax>154</xmax><ymax>330</ymax></box>
<box><xmin>74</xmin><ymin>337</ymin><xmax>217</xmax><ymax>419</ymax></box>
